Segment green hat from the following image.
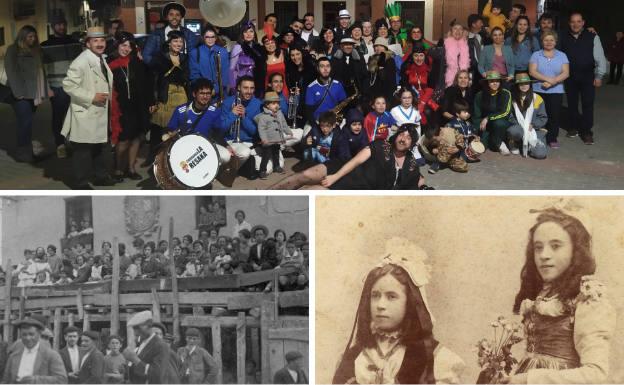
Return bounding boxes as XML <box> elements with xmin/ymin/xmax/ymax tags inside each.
<box><xmin>482</xmin><ymin>71</ymin><xmax>503</xmax><ymax>82</ymax></box>
<box><xmin>514</xmin><ymin>73</ymin><xmax>536</xmax><ymax>84</ymax></box>
<box><xmin>385</xmin><ymin>2</ymin><xmax>402</xmax><ymax>22</ymax></box>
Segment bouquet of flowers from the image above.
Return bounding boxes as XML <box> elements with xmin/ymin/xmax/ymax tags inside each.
<box><xmin>475</xmin><ymin>316</ymin><xmax>523</xmax><ymax>384</ymax></box>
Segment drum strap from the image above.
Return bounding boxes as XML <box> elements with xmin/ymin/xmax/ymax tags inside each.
<box><xmin>182</xmin><ymin>103</ymin><xmax>208</xmax><ymax>135</ymax></box>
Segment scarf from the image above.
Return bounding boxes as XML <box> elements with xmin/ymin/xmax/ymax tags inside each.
<box><xmin>513</xmin><ymin>94</ymin><xmax>537</xmax><ymax>157</ymax></box>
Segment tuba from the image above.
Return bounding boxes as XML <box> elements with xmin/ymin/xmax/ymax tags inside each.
<box><xmin>330</xmin><ymin>81</ymin><xmax>359</xmax><ymax>124</ymax></box>
<box><xmin>199</xmin><ymin>0</ymin><xmax>247</xmax><ymax>27</ymax></box>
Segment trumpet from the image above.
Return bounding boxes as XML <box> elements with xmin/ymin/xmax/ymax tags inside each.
<box><xmin>230</xmin><ymin>91</ymin><xmax>242</xmax><ymax>143</ymax></box>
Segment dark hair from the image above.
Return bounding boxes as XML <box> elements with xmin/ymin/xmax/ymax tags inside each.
<box><xmin>166</xmin><ymin>30</ymin><xmax>185</xmax><ymax>43</ymax></box>
<box><xmin>239</xmin><ymin>229</ymin><xmax>251</xmax><ymax>239</ymax></box>
<box><xmin>512</xmin><ymin>208</ymin><xmax>595</xmax><ymax>314</ymax></box>
<box><xmin>274</xmin><ymin>229</ymin><xmax>287</xmax><ymax>240</ymax></box>
<box><xmin>569</xmin><ymin>11</ymin><xmax>584</xmax><ymax>21</ymax></box>
<box><xmin>318</xmin><ymin>28</ymin><xmax>335</xmax><ymax>54</ymax></box>
<box><xmin>395</xmin><ymin>86</ymin><xmax>419</xmax><ymax>107</ymax></box>
<box><xmin>235</xmin><ymin>210</ymin><xmax>246</xmax><ymax>219</ymax></box>
<box><xmin>511</xmin><ymin>16</ymin><xmax>534</xmax><ymax>52</ymax></box>
<box><xmin>237</xmin><ymin>75</ymin><xmax>255</xmax><ymax>88</ymax></box>
<box><xmin>453</xmin><ymin>99</ymin><xmax>470</xmax><ymax>114</ymax></box>
<box><xmin>467</xmin><ymin>14</ymin><xmax>483</xmax><ymax>28</ymax></box>
<box><xmin>303</xmin><ymin>12</ymin><xmax>314</xmax><ymax>19</ymax></box>
<box><xmin>261</xmin><ymin>35</ymin><xmax>283</xmax><ymax>59</ymax></box>
<box><xmin>201</xmin><ymin>24</ymin><xmax>217</xmax><ymax>37</ymax></box>
<box><xmin>512</xmin><ymin>3</ymin><xmax>527</xmax><ymax>14</ymax></box>
<box><xmin>183</xmin><ymin>234</ymin><xmax>193</xmax><ymax>243</ymax></box>
<box><xmin>333</xmin><ymin>264</ymin><xmax>437</xmax><ymax>384</ymax></box>
<box><xmin>107</xmin><ymin>335</ymin><xmax>123</xmax><ymax>345</ymax></box>
<box><xmin>132</xmin><ymin>237</ymin><xmax>145</xmax><ymax>248</ymax></box>
<box><xmin>491</xmin><ymin>26</ymin><xmax>505</xmax><ymax>37</ymax></box>
<box><xmin>318</xmin><ymin>111</ymin><xmax>337</xmax><ymax>126</ymax></box>
<box><xmin>511</xmin><ymin>72</ymin><xmax>534</xmax><ymax>114</ymax></box>
<box><xmin>64</xmin><ymin>326</ymin><xmax>81</xmax><ymax>335</ymax></box>
<box><xmin>265</xmin><ymin>13</ymin><xmax>277</xmax><ymax>22</ymax></box>
<box><xmin>101</xmin><ymin>241</ymin><xmax>111</xmax><ymax>249</ymax></box>
<box><xmin>268</xmin><ymin>72</ymin><xmax>284</xmax><ymax>89</ymax></box>
<box><xmin>192</xmin><ymin>77</ymin><xmax>214</xmax><ymax>94</ymax></box>
<box><xmin>539</xmin><ymin>12</ymin><xmax>554</xmax><ymax>23</ymax></box>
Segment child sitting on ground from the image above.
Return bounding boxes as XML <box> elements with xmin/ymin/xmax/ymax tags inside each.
<box><xmin>344</xmin><ymin>109</ymin><xmax>369</xmax><ymax>158</ymax></box>
<box><xmin>363</xmin><ymin>95</ymin><xmax>397</xmax><ymax>143</ymax></box>
<box><xmin>254</xmin><ymin>91</ymin><xmax>293</xmax><ymax>179</ymax></box>
<box><xmin>213</xmin><ymin>247</ymin><xmax>233</xmax><ymax>275</ymax></box>
<box><xmin>447</xmin><ymin>100</ymin><xmax>483</xmax><ymax>162</ymax></box>
<box><xmin>420</xmin><ymin>126</ymin><xmax>469</xmax><ymax>173</ymax></box>
<box><xmin>304</xmin><ymin>111</ymin><xmax>350</xmax><ymax>164</ymax></box>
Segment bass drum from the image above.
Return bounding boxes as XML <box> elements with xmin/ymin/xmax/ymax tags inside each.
<box><xmin>154</xmin><ymin>133</ymin><xmax>221</xmax><ymax>189</ymax></box>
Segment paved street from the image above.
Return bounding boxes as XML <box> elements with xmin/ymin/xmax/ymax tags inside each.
<box><xmin>0</xmin><ymin>85</ymin><xmax>623</xmax><ymax>190</ymax></box>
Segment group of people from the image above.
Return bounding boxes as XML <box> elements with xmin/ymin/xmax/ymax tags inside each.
<box><xmin>0</xmin><ymin>310</ymin><xmax>307</xmax><ymax>384</ymax></box>
<box><xmin>2</xmin><ymin>1</ymin><xmax>610</xmax><ymax>188</ymax></box>
<box><xmin>11</xmin><ymin>209</ymin><xmax>309</xmax><ymax>292</ymax></box>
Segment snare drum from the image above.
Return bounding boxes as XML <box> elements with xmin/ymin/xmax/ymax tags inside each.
<box><xmin>154</xmin><ymin>133</ymin><xmax>221</xmax><ymax>189</ymax></box>
<box><xmin>465</xmin><ymin>140</ymin><xmax>485</xmax><ymax>161</ymax></box>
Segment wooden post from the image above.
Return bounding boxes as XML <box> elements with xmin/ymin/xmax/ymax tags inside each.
<box><xmin>211</xmin><ymin>322</ymin><xmax>223</xmax><ymax>384</ymax></box>
<box><xmin>273</xmin><ymin>271</ymin><xmax>279</xmax><ymax>317</ymax></box>
<box><xmin>4</xmin><ymin>259</ymin><xmax>12</xmax><ymax>342</ymax></box>
<box><xmin>53</xmin><ymin>308</ymin><xmax>62</xmax><ymax>350</ymax></box>
<box><xmin>111</xmin><ymin>237</ymin><xmax>120</xmax><ymax>335</ymax></box>
<box><xmin>260</xmin><ymin>300</ymin><xmax>276</xmax><ymax>384</ymax></box>
<box><xmin>83</xmin><ymin>312</ymin><xmax>90</xmax><ymax>332</ymax></box>
<box><xmin>169</xmin><ymin>217</ymin><xmax>180</xmax><ymax>343</ymax></box>
<box><xmin>236</xmin><ymin>312</ymin><xmax>246</xmax><ymax>384</ymax></box>
<box><xmin>67</xmin><ymin>311</ymin><xmax>75</xmax><ymax>327</ymax></box>
<box><xmin>126</xmin><ymin>321</ymin><xmax>136</xmax><ymax>349</ymax></box>
<box><xmin>251</xmin><ymin>328</ymin><xmax>260</xmax><ymax>373</ymax></box>
<box><xmin>151</xmin><ymin>288</ymin><xmax>161</xmax><ymax>322</ymax></box>
<box><xmin>77</xmin><ymin>287</ymin><xmax>84</xmax><ymax>320</ymax></box>
<box><xmin>18</xmin><ymin>295</ymin><xmax>25</xmax><ymax>320</ymax></box>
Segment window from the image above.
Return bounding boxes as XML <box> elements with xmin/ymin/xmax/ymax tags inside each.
<box><xmin>196</xmin><ymin>197</ymin><xmax>227</xmax><ymax>232</ymax></box>
<box><xmin>399</xmin><ymin>1</ymin><xmax>425</xmax><ymax>30</ymax></box>
<box><xmin>65</xmin><ymin>197</ymin><xmax>93</xmax><ymax>235</ymax></box>
<box><xmin>322</xmin><ymin>2</ymin><xmax>347</xmax><ymax>29</ymax></box>
<box><xmin>13</xmin><ymin>0</ymin><xmax>36</xmax><ymax>18</ymax></box>
<box><xmin>273</xmin><ymin>1</ymin><xmax>299</xmax><ymax>30</ymax></box>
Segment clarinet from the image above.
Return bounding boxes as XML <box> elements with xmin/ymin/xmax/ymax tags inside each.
<box><xmin>287</xmin><ymin>80</ymin><xmax>300</xmax><ymax>131</ymax></box>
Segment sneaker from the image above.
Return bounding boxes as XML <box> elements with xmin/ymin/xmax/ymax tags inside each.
<box><xmin>566</xmin><ymin>130</ymin><xmax>578</xmax><ymax>138</ymax></box>
<box><xmin>581</xmin><ymin>134</ymin><xmax>594</xmax><ymax>145</ymax></box>
<box><xmin>549</xmin><ymin>141</ymin><xmax>560</xmax><ymax>149</ymax></box>
<box><xmin>499</xmin><ymin>142</ymin><xmax>511</xmax><ymax>155</ymax></box>
<box><xmin>428</xmin><ymin>162</ymin><xmax>440</xmax><ymax>174</ymax></box>
<box><xmin>56</xmin><ymin>144</ymin><xmax>67</xmax><ymax>159</ymax></box>
<box><xmin>259</xmin><ymin>171</ymin><xmax>268</xmax><ymax>180</ymax></box>
<box><xmin>31</xmin><ymin>140</ymin><xmax>46</xmax><ymax>156</ymax></box>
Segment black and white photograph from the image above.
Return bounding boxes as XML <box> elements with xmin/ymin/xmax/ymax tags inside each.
<box><xmin>316</xmin><ymin>196</ymin><xmax>623</xmax><ymax>384</ymax></box>
<box><xmin>0</xmin><ymin>195</ymin><xmax>309</xmax><ymax>384</ymax></box>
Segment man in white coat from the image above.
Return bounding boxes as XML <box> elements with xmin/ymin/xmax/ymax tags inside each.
<box><xmin>62</xmin><ymin>26</ymin><xmax>116</xmax><ymax>189</ymax></box>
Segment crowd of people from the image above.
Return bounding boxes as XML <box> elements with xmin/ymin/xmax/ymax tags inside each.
<box><xmin>1</xmin><ymin>1</ymin><xmax>614</xmax><ymax>189</ymax></box>
<box><xmin>0</xmin><ymin>310</ymin><xmax>307</xmax><ymax>383</ymax></box>
<box><xmin>9</xmin><ymin>209</ymin><xmax>309</xmax><ymax>292</ymax></box>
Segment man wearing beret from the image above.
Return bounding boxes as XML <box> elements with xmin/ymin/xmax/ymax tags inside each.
<box><xmin>177</xmin><ymin>328</ymin><xmax>218</xmax><ymax>384</ymax></box>
<box><xmin>273</xmin><ymin>351</ymin><xmax>308</xmax><ymax>384</ymax></box>
<box><xmin>1</xmin><ymin>317</ymin><xmax>67</xmax><ymax>384</ymax></box>
<box><xmin>123</xmin><ymin>311</ymin><xmax>180</xmax><ymax>384</ymax></box>
<box><xmin>77</xmin><ymin>331</ymin><xmax>105</xmax><ymax>383</ymax></box>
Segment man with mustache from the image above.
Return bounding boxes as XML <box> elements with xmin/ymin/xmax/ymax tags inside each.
<box><xmin>61</xmin><ymin>26</ymin><xmax>116</xmax><ymax>189</ymax></box>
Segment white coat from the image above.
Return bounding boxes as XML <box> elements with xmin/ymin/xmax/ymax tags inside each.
<box><xmin>61</xmin><ymin>49</ymin><xmax>113</xmax><ymax>144</ymax></box>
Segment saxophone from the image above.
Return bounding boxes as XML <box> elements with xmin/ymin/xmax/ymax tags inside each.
<box><xmin>330</xmin><ymin>81</ymin><xmax>359</xmax><ymax>123</ymax></box>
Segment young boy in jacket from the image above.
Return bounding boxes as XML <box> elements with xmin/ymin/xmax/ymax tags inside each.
<box><xmin>254</xmin><ymin>92</ymin><xmax>293</xmax><ymax>179</ymax></box>
<box><xmin>304</xmin><ymin>111</ymin><xmax>349</xmax><ymax>164</ymax></box>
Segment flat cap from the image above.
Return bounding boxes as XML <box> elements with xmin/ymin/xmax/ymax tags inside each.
<box><xmin>285</xmin><ymin>350</ymin><xmax>303</xmax><ymax>362</ymax></box>
<box><xmin>127</xmin><ymin>310</ymin><xmax>153</xmax><ymax>327</ymax></box>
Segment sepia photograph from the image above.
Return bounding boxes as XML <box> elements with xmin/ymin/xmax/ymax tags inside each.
<box><xmin>0</xmin><ymin>195</ymin><xmax>309</xmax><ymax>384</ymax></box>
<box><xmin>316</xmin><ymin>195</ymin><xmax>623</xmax><ymax>384</ymax></box>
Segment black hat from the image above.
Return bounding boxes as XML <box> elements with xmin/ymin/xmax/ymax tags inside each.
<box><xmin>345</xmin><ymin>108</ymin><xmax>364</xmax><ymax>128</ymax></box>
<box><xmin>162</xmin><ymin>2</ymin><xmax>186</xmax><ymax>19</ymax></box>
<box><xmin>390</xmin><ymin>123</ymin><xmax>419</xmax><ymax>148</ymax></box>
<box><xmin>50</xmin><ymin>14</ymin><xmax>67</xmax><ymax>26</ymax></box>
<box><xmin>82</xmin><ymin>330</ymin><xmax>100</xmax><ymax>341</ymax></box>
<box><xmin>14</xmin><ymin>317</ymin><xmax>45</xmax><ymax>330</ymax></box>
<box><xmin>375</xmin><ymin>18</ymin><xmax>389</xmax><ymax>31</ymax></box>
<box><xmin>152</xmin><ymin>322</ymin><xmax>167</xmax><ymax>334</ymax></box>
<box><xmin>115</xmin><ymin>31</ymin><xmax>135</xmax><ymax>45</ymax></box>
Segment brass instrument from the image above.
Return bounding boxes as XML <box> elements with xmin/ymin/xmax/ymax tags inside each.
<box><xmin>230</xmin><ymin>91</ymin><xmax>242</xmax><ymax>143</ymax></box>
<box><xmin>330</xmin><ymin>81</ymin><xmax>359</xmax><ymax>123</ymax></box>
<box><xmin>215</xmin><ymin>50</ymin><xmax>223</xmax><ymax>106</ymax></box>
<box><xmin>287</xmin><ymin>83</ymin><xmax>300</xmax><ymax>131</ymax></box>
<box><xmin>199</xmin><ymin>0</ymin><xmax>247</xmax><ymax>28</ymax></box>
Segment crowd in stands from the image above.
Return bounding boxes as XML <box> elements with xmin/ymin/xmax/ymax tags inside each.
<box><xmin>9</xmin><ymin>209</ymin><xmax>309</xmax><ymax>292</ymax></box>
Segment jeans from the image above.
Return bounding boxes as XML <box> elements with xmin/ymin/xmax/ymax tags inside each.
<box><xmin>259</xmin><ymin>144</ymin><xmax>280</xmax><ymax>173</ymax></box>
<box><xmin>483</xmin><ymin>119</ymin><xmax>511</xmax><ymax>151</ymax></box>
<box><xmin>50</xmin><ymin>87</ymin><xmax>71</xmax><ymax>146</ymax></box>
<box><xmin>565</xmin><ymin>76</ymin><xmax>595</xmax><ymax>136</ymax></box>
<box><xmin>538</xmin><ymin>93</ymin><xmax>563</xmax><ymax>144</ymax></box>
<box><xmin>12</xmin><ymin>99</ymin><xmax>36</xmax><ymax>147</ymax></box>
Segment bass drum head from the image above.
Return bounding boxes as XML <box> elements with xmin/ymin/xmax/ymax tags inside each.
<box><xmin>168</xmin><ymin>134</ymin><xmax>220</xmax><ymax>188</ymax></box>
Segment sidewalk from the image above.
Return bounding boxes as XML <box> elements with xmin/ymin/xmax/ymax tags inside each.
<box><xmin>0</xmin><ymin>85</ymin><xmax>623</xmax><ymax>190</ymax></box>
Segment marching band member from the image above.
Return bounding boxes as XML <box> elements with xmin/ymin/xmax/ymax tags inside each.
<box><xmin>304</xmin><ymin>57</ymin><xmax>346</xmax><ymax>130</ymax></box>
<box><xmin>189</xmin><ymin>25</ymin><xmax>229</xmax><ymax>100</ymax></box>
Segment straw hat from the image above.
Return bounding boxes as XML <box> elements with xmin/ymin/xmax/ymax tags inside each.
<box><xmin>86</xmin><ymin>27</ymin><xmax>107</xmax><ymax>40</ymax></box>
<box><xmin>373</xmin><ymin>37</ymin><xmax>389</xmax><ymax>49</ymax></box>
<box><xmin>263</xmin><ymin>91</ymin><xmax>280</xmax><ymax>103</ymax></box>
